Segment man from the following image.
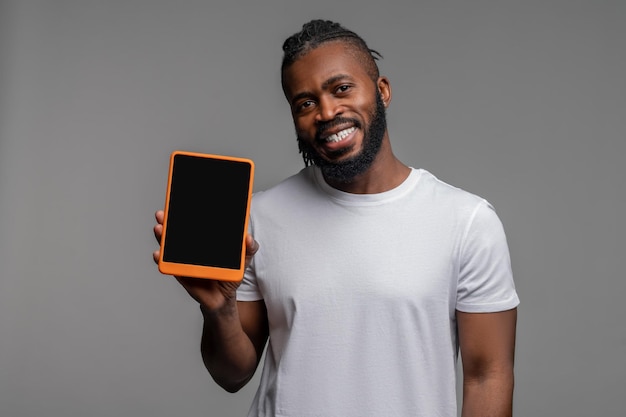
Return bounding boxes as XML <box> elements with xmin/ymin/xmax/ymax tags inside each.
<box><xmin>153</xmin><ymin>20</ymin><xmax>519</xmax><ymax>417</ymax></box>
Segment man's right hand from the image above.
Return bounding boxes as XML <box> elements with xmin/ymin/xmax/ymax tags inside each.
<box><xmin>152</xmin><ymin>210</ymin><xmax>259</xmax><ymax>311</ymax></box>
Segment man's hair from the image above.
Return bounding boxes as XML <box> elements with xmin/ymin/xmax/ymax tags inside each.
<box><xmin>281</xmin><ymin>20</ymin><xmax>382</xmax><ymax>84</ymax></box>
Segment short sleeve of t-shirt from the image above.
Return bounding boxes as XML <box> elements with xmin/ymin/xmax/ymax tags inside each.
<box><xmin>456</xmin><ymin>200</ymin><xmax>519</xmax><ymax>312</ymax></box>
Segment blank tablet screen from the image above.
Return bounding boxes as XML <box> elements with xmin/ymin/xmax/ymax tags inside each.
<box><xmin>162</xmin><ymin>153</ymin><xmax>252</xmax><ymax>270</ymax></box>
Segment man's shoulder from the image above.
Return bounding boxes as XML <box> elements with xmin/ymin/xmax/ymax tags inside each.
<box><xmin>251</xmin><ymin>166</ymin><xmax>317</xmax><ymax>207</ymax></box>
<box><xmin>416</xmin><ymin>169</ymin><xmax>486</xmax><ymax>208</ymax></box>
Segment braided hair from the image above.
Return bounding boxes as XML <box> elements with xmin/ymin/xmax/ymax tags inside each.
<box><xmin>281</xmin><ymin>19</ymin><xmax>383</xmax><ymax>85</ymax></box>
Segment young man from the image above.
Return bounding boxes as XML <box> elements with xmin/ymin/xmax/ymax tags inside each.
<box><xmin>153</xmin><ymin>20</ymin><xmax>519</xmax><ymax>417</ymax></box>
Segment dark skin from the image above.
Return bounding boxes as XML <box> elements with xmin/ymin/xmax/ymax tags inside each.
<box><xmin>153</xmin><ymin>41</ymin><xmax>517</xmax><ymax>414</ymax></box>
<box><xmin>458</xmin><ymin>309</ymin><xmax>517</xmax><ymax>417</ymax></box>
<box><xmin>153</xmin><ymin>210</ymin><xmax>267</xmax><ymax>392</ymax></box>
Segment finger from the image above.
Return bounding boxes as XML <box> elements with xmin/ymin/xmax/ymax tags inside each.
<box><xmin>155</xmin><ymin>210</ymin><xmax>164</xmax><ymax>225</ymax></box>
<box><xmin>245</xmin><ymin>234</ymin><xmax>259</xmax><ymax>257</ymax></box>
<box><xmin>153</xmin><ymin>249</ymin><xmax>160</xmax><ymax>264</ymax></box>
<box><xmin>244</xmin><ymin>235</ymin><xmax>259</xmax><ymax>270</ymax></box>
<box><xmin>153</xmin><ymin>223</ymin><xmax>163</xmax><ymax>242</ymax></box>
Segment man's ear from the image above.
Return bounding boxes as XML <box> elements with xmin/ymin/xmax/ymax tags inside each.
<box><xmin>377</xmin><ymin>76</ymin><xmax>391</xmax><ymax>108</ymax></box>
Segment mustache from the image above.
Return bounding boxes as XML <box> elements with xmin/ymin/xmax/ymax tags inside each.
<box><xmin>315</xmin><ymin>117</ymin><xmax>361</xmax><ymax>141</ymax></box>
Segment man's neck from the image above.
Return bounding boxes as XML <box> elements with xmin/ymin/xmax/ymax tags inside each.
<box><xmin>323</xmin><ymin>139</ymin><xmax>411</xmax><ymax>194</ymax></box>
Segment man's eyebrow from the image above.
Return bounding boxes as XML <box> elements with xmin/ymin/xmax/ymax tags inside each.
<box><xmin>290</xmin><ymin>74</ymin><xmax>354</xmax><ymax>106</ymax></box>
<box><xmin>290</xmin><ymin>91</ymin><xmax>313</xmax><ymax>107</ymax></box>
<box><xmin>321</xmin><ymin>74</ymin><xmax>353</xmax><ymax>90</ymax></box>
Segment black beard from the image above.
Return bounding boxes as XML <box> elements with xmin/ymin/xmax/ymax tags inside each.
<box><xmin>297</xmin><ymin>93</ymin><xmax>387</xmax><ymax>183</ymax></box>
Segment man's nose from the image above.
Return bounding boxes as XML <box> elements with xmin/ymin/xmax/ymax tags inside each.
<box><xmin>316</xmin><ymin>96</ymin><xmax>342</xmax><ymax>122</ymax></box>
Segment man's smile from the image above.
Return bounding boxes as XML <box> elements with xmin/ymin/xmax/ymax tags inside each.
<box><xmin>323</xmin><ymin>126</ymin><xmax>356</xmax><ymax>143</ymax></box>
<box><xmin>316</xmin><ymin>125</ymin><xmax>359</xmax><ymax>156</ymax></box>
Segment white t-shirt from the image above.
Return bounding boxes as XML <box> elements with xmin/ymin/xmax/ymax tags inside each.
<box><xmin>238</xmin><ymin>167</ymin><xmax>519</xmax><ymax>417</ymax></box>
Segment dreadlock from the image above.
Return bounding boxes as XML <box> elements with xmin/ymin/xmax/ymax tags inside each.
<box><xmin>281</xmin><ymin>20</ymin><xmax>384</xmax><ymax>167</ymax></box>
<box><xmin>281</xmin><ymin>19</ymin><xmax>383</xmax><ymax>84</ymax></box>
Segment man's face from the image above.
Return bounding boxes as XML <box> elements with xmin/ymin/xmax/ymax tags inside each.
<box><xmin>282</xmin><ymin>42</ymin><xmax>389</xmax><ymax>183</ymax></box>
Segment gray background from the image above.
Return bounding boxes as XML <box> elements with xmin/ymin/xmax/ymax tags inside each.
<box><xmin>1</xmin><ymin>0</ymin><xmax>624</xmax><ymax>416</ymax></box>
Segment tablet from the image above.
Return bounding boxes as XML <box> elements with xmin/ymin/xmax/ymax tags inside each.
<box><xmin>158</xmin><ymin>151</ymin><xmax>254</xmax><ymax>281</ymax></box>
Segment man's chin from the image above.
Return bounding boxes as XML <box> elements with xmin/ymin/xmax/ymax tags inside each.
<box><xmin>319</xmin><ymin>149</ymin><xmax>357</xmax><ymax>165</ymax></box>
<box><xmin>318</xmin><ymin>140</ymin><xmax>356</xmax><ymax>159</ymax></box>
<box><xmin>318</xmin><ymin>154</ymin><xmax>373</xmax><ymax>183</ymax></box>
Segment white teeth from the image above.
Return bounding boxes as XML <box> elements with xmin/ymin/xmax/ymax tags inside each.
<box><xmin>326</xmin><ymin>127</ymin><xmax>356</xmax><ymax>143</ymax></box>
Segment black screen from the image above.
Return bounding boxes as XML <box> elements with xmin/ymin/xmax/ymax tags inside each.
<box><xmin>162</xmin><ymin>154</ymin><xmax>252</xmax><ymax>269</ymax></box>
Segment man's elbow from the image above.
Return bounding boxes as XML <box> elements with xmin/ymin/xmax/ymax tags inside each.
<box><xmin>219</xmin><ymin>380</ymin><xmax>247</xmax><ymax>393</ymax></box>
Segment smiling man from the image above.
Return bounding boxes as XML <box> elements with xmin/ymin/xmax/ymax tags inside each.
<box><xmin>153</xmin><ymin>19</ymin><xmax>519</xmax><ymax>417</ymax></box>
<box><xmin>284</xmin><ymin>42</ymin><xmax>392</xmax><ymax>188</ymax></box>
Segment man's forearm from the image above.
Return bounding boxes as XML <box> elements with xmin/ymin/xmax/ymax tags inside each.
<box><xmin>461</xmin><ymin>370</ymin><xmax>514</xmax><ymax>417</ymax></box>
<box><xmin>199</xmin><ymin>302</ymin><xmax>259</xmax><ymax>393</ymax></box>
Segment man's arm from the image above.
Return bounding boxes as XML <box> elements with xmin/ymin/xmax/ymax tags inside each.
<box><xmin>457</xmin><ymin>308</ymin><xmax>517</xmax><ymax>417</ymax></box>
<box><xmin>200</xmin><ymin>299</ymin><xmax>268</xmax><ymax>392</ymax></box>
<box><xmin>153</xmin><ymin>210</ymin><xmax>268</xmax><ymax>392</ymax></box>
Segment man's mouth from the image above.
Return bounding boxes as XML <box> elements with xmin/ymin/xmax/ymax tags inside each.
<box><xmin>324</xmin><ymin>127</ymin><xmax>356</xmax><ymax>143</ymax></box>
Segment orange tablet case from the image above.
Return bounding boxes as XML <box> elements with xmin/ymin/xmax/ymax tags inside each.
<box><xmin>158</xmin><ymin>151</ymin><xmax>254</xmax><ymax>281</ymax></box>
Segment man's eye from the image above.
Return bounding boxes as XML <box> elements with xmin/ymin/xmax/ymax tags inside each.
<box><xmin>336</xmin><ymin>85</ymin><xmax>351</xmax><ymax>94</ymax></box>
<box><xmin>298</xmin><ymin>100</ymin><xmax>315</xmax><ymax>111</ymax></box>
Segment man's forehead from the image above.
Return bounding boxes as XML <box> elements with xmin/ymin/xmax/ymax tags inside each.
<box><xmin>282</xmin><ymin>42</ymin><xmax>371</xmax><ymax>94</ymax></box>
